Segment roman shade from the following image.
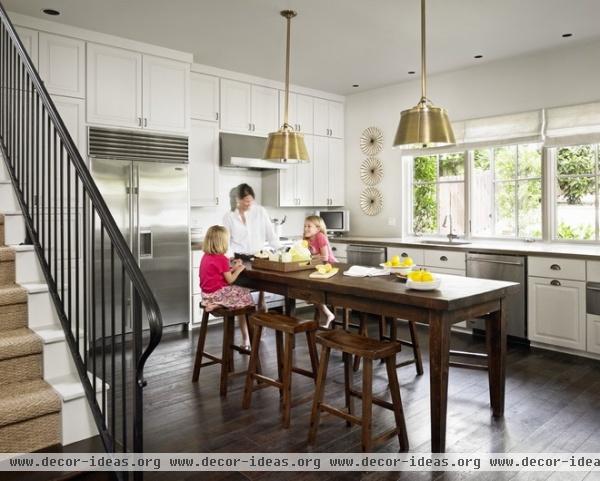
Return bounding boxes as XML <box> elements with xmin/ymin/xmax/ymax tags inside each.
<box><xmin>544</xmin><ymin>101</ymin><xmax>600</xmax><ymax>147</ymax></box>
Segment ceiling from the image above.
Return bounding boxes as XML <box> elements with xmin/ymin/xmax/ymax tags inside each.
<box><xmin>5</xmin><ymin>0</ymin><xmax>600</xmax><ymax>95</ymax></box>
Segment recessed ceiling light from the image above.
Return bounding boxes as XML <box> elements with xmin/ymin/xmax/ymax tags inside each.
<box><xmin>562</xmin><ymin>33</ymin><xmax>573</xmax><ymax>38</ymax></box>
<box><xmin>352</xmin><ymin>84</ymin><xmax>359</xmax><ymax>88</ymax></box>
<box><xmin>408</xmin><ymin>71</ymin><xmax>416</xmax><ymax>75</ymax></box>
<box><xmin>474</xmin><ymin>55</ymin><xmax>483</xmax><ymax>59</ymax></box>
<box><xmin>42</xmin><ymin>8</ymin><xmax>60</xmax><ymax>15</ymax></box>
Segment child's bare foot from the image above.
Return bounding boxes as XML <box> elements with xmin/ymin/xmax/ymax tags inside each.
<box><xmin>323</xmin><ymin>312</ymin><xmax>336</xmax><ymax>329</ymax></box>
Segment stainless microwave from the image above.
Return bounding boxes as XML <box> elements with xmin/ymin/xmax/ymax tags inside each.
<box><xmin>314</xmin><ymin>210</ymin><xmax>350</xmax><ymax>234</ymax></box>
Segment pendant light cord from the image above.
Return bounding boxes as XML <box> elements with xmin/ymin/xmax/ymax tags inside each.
<box><xmin>283</xmin><ymin>13</ymin><xmax>292</xmax><ymax>127</ymax></box>
<box><xmin>420</xmin><ymin>0</ymin><xmax>427</xmax><ymax>103</ymax></box>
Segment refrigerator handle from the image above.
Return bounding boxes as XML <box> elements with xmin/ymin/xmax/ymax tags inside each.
<box><xmin>139</xmin><ymin>230</ymin><xmax>153</xmax><ymax>258</ymax></box>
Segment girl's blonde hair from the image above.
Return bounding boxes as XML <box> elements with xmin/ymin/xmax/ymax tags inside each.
<box><xmin>203</xmin><ymin>225</ymin><xmax>229</xmax><ymax>254</ymax></box>
<box><xmin>304</xmin><ymin>215</ymin><xmax>327</xmax><ymax>236</ymax></box>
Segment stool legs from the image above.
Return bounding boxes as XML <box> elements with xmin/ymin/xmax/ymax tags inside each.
<box><xmin>353</xmin><ymin>313</ymin><xmax>368</xmax><ymax>372</ymax></box>
<box><xmin>343</xmin><ymin>352</ymin><xmax>354</xmax><ymax>426</ymax></box>
<box><xmin>409</xmin><ymin>321</ymin><xmax>424</xmax><ymax>375</ymax></box>
<box><xmin>361</xmin><ymin>358</ymin><xmax>373</xmax><ymax>452</ymax></box>
<box><xmin>308</xmin><ymin>344</ymin><xmax>331</xmax><ymax>445</ymax></box>
<box><xmin>306</xmin><ymin>330</ymin><xmax>319</xmax><ymax>381</ymax></box>
<box><xmin>282</xmin><ymin>333</ymin><xmax>294</xmax><ymax>428</ymax></box>
<box><xmin>275</xmin><ymin>330</ymin><xmax>284</xmax><ymax>399</ymax></box>
<box><xmin>192</xmin><ymin>310</ymin><xmax>210</xmax><ymax>382</ymax></box>
<box><xmin>220</xmin><ymin>316</ymin><xmax>234</xmax><ymax>396</ymax></box>
<box><xmin>385</xmin><ymin>356</ymin><xmax>409</xmax><ymax>451</ymax></box>
<box><xmin>242</xmin><ymin>325</ymin><xmax>263</xmax><ymax>409</ymax></box>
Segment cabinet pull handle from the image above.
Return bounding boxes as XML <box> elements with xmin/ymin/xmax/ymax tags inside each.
<box><xmin>297</xmin><ymin>124</ymin><xmax>301</xmax><ymax>131</ymax></box>
<box><xmin>401</xmin><ymin>253</ymin><xmax>408</xmax><ymax>257</ymax></box>
<box><xmin>143</xmin><ymin>118</ymin><xmax>148</xmax><ymax>127</ymax></box>
<box><xmin>551</xmin><ymin>280</ymin><xmax>561</xmax><ymax>286</ymax></box>
<box><xmin>137</xmin><ymin>117</ymin><xmax>142</xmax><ymax>126</ymax></box>
<box><xmin>249</xmin><ymin>123</ymin><xmax>252</xmax><ymax>131</ymax></box>
<box><xmin>215</xmin><ymin>112</ymin><xmax>219</xmax><ymax>121</ymax></box>
<box><xmin>253</xmin><ymin>123</ymin><xmax>256</xmax><ymax>131</ymax></box>
<box><xmin>440</xmin><ymin>255</ymin><xmax>448</xmax><ymax>261</ymax></box>
<box><xmin>215</xmin><ymin>197</ymin><xmax>219</xmax><ymax>205</ymax></box>
<box><xmin>550</xmin><ymin>264</ymin><xmax>561</xmax><ymax>270</ymax></box>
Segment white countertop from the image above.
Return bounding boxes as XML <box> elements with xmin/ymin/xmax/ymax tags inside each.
<box><xmin>328</xmin><ymin>236</ymin><xmax>600</xmax><ymax>260</ymax></box>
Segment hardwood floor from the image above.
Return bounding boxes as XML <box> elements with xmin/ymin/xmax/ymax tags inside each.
<box><xmin>134</xmin><ymin>312</ymin><xmax>600</xmax><ymax>481</ymax></box>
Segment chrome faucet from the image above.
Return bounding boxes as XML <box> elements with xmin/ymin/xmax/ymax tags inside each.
<box><xmin>442</xmin><ymin>196</ymin><xmax>458</xmax><ymax>242</ymax></box>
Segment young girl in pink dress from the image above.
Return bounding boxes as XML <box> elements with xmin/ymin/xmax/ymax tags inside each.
<box><xmin>200</xmin><ymin>225</ymin><xmax>254</xmax><ymax>348</ymax></box>
<box><xmin>303</xmin><ymin>215</ymin><xmax>338</xmax><ymax>328</ymax></box>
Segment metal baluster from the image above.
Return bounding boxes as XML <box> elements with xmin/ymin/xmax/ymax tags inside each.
<box><xmin>35</xmin><ymin>93</ymin><xmax>39</xmax><ymax>234</ymax></box>
<box><xmin>83</xmin><ymin>191</ymin><xmax>88</xmax><ymax>369</ymax></box>
<box><xmin>67</xmin><ymin>149</ymin><xmax>72</xmax><ymax>330</ymax></box>
<box><xmin>91</xmin><ymin>210</ymin><xmax>96</xmax><ymax>394</ymax></box>
<box><xmin>46</xmin><ymin>112</ymin><xmax>52</xmax><ymax>271</ymax></box>
<box><xmin>53</xmin><ymin>128</ymin><xmax>57</xmax><ymax>284</ymax></box>
<box><xmin>132</xmin><ymin>289</ymin><xmax>143</xmax><ymax>454</ymax></box>
<box><xmin>110</xmin><ymin>244</ymin><xmax>116</xmax><ymax>443</ymax></box>
<box><xmin>60</xmin><ymin>142</ymin><xmax>64</xmax><ymax>306</ymax></box>
<box><xmin>121</xmin><ymin>263</ymin><xmax>127</xmax><ymax>453</ymax></box>
<box><xmin>75</xmin><ymin>167</ymin><xmax>79</xmax><ymax>348</ymax></box>
<box><xmin>40</xmin><ymin>107</ymin><xmax>45</xmax><ymax>256</ymax></box>
<box><xmin>101</xmin><ymin>222</ymin><xmax>106</xmax><ymax>423</ymax></box>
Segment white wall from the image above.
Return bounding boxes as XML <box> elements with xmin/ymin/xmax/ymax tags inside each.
<box><xmin>345</xmin><ymin>37</ymin><xmax>600</xmax><ymax>237</ymax></box>
<box><xmin>190</xmin><ymin>169</ymin><xmax>310</xmax><ymax>238</ymax></box>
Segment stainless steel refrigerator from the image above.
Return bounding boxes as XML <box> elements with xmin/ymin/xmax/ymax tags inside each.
<box><xmin>89</xmin><ymin>127</ymin><xmax>189</xmax><ymax>332</ymax></box>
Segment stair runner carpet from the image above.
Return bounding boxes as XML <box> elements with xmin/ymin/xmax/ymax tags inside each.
<box><xmin>0</xmin><ymin>212</ymin><xmax>62</xmax><ymax>452</ymax></box>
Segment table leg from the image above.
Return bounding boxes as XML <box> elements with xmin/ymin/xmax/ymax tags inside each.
<box><xmin>485</xmin><ymin>300</ymin><xmax>506</xmax><ymax>417</ymax></box>
<box><xmin>428</xmin><ymin>310</ymin><xmax>451</xmax><ymax>453</ymax></box>
<box><xmin>285</xmin><ymin>297</ymin><xmax>296</xmax><ymax>317</ymax></box>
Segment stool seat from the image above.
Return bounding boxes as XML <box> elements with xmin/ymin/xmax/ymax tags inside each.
<box><xmin>317</xmin><ymin>330</ymin><xmax>402</xmax><ymax>360</ymax></box>
<box><xmin>210</xmin><ymin>305</ymin><xmax>256</xmax><ymax>317</ymax></box>
<box><xmin>251</xmin><ymin>312</ymin><xmax>318</xmax><ymax>334</ymax></box>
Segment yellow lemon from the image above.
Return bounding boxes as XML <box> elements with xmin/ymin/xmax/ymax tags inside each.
<box><xmin>391</xmin><ymin>255</ymin><xmax>401</xmax><ymax>267</ymax></box>
<box><xmin>384</xmin><ymin>261</ymin><xmax>392</xmax><ymax>267</ymax></box>
<box><xmin>408</xmin><ymin>271</ymin><xmax>423</xmax><ymax>282</ymax></box>
<box><xmin>301</xmin><ymin>240</ymin><xmax>309</xmax><ymax>248</ymax></box>
<box><xmin>316</xmin><ymin>265</ymin><xmax>328</xmax><ymax>274</ymax></box>
<box><xmin>421</xmin><ymin>271</ymin><xmax>434</xmax><ymax>282</ymax></box>
<box><xmin>402</xmin><ymin>257</ymin><xmax>414</xmax><ymax>266</ymax></box>
<box><xmin>324</xmin><ymin>263</ymin><xmax>333</xmax><ymax>273</ymax></box>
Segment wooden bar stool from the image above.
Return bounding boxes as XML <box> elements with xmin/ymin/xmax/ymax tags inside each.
<box><xmin>243</xmin><ymin>312</ymin><xmax>319</xmax><ymax>428</ymax></box>
<box><xmin>191</xmin><ymin>305</ymin><xmax>257</xmax><ymax>397</ymax></box>
<box><xmin>381</xmin><ymin>316</ymin><xmax>424</xmax><ymax>375</ymax></box>
<box><xmin>308</xmin><ymin>329</ymin><xmax>409</xmax><ymax>452</ymax></box>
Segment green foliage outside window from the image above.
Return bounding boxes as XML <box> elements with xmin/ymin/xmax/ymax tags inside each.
<box><xmin>556</xmin><ymin>145</ymin><xmax>595</xmax><ymax>204</ymax></box>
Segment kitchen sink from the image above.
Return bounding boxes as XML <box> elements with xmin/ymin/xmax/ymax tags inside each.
<box><xmin>419</xmin><ymin>240</ymin><xmax>472</xmax><ymax>246</ymax></box>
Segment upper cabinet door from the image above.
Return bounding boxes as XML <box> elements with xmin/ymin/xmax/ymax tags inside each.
<box><xmin>328</xmin><ymin>101</ymin><xmax>344</xmax><ymax>138</ymax></box>
<box><xmin>296</xmin><ymin>135</ymin><xmax>314</xmax><ymax>206</ymax></box>
<box><xmin>143</xmin><ymin>55</ymin><xmax>189</xmax><ymax>133</ymax></box>
<box><xmin>279</xmin><ymin>90</ymin><xmax>296</xmax><ymax>129</ymax></box>
<box><xmin>38</xmin><ymin>33</ymin><xmax>85</xmax><ymax>98</ymax></box>
<box><xmin>295</xmin><ymin>94</ymin><xmax>314</xmax><ymax>134</ymax></box>
<box><xmin>328</xmin><ymin>138</ymin><xmax>345</xmax><ymax>205</ymax></box>
<box><xmin>53</xmin><ymin>95</ymin><xmax>86</xmax><ymax>158</ymax></box>
<box><xmin>251</xmin><ymin>85</ymin><xmax>278</xmax><ymax>136</ymax></box>
<box><xmin>312</xmin><ymin>136</ymin><xmax>329</xmax><ymax>206</ymax></box>
<box><xmin>191</xmin><ymin>72</ymin><xmax>219</xmax><ymax>122</ymax></box>
<box><xmin>313</xmin><ymin>98</ymin><xmax>329</xmax><ymax>137</ymax></box>
<box><xmin>87</xmin><ymin>43</ymin><xmax>142</xmax><ymax>129</ymax></box>
<box><xmin>278</xmin><ymin>165</ymin><xmax>297</xmax><ymax>207</ymax></box>
<box><xmin>220</xmin><ymin>79</ymin><xmax>251</xmax><ymax>133</ymax></box>
<box><xmin>189</xmin><ymin>119</ymin><xmax>219</xmax><ymax>207</ymax></box>
<box><xmin>15</xmin><ymin>27</ymin><xmax>38</xmax><ymax>68</ymax></box>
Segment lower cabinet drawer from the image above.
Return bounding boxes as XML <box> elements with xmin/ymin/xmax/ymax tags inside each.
<box><xmin>387</xmin><ymin>247</ymin><xmax>424</xmax><ymax>266</ymax></box>
<box><xmin>588</xmin><ymin>314</ymin><xmax>600</xmax><ymax>354</ymax></box>
<box><xmin>330</xmin><ymin>243</ymin><xmax>348</xmax><ymax>259</ymax></box>
<box><xmin>528</xmin><ymin>256</ymin><xmax>585</xmax><ymax>281</ymax></box>
<box><xmin>423</xmin><ymin>249</ymin><xmax>465</xmax><ymax>270</ymax></box>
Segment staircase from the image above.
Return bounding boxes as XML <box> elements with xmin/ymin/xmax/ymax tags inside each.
<box><xmin>0</xmin><ymin>3</ymin><xmax>163</xmax><ymax>478</ymax></box>
<box><xmin>0</xmin><ymin>164</ymin><xmax>101</xmax><ymax>451</ymax></box>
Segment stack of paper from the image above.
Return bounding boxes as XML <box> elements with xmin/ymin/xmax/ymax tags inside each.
<box><xmin>343</xmin><ymin>266</ymin><xmax>390</xmax><ymax>277</ymax></box>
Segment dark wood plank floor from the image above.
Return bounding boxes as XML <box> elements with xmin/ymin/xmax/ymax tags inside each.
<box><xmin>135</xmin><ymin>311</ymin><xmax>600</xmax><ymax>481</ymax></box>
<box><xmin>10</xmin><ymin>311</ymin><xmax>600</xmax><ymax>481</ymax></box>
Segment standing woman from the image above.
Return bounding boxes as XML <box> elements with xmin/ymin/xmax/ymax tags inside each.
<box><xmin>222</xmin><ymin>184</ymin><xmax>280</xmax><ymax>333</ymax></box>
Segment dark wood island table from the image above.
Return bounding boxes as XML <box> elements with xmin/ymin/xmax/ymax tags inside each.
<box><xmin>238</xmin><ymin>264</ymin><xmax>519</xmax><ymax>452</ymax></box>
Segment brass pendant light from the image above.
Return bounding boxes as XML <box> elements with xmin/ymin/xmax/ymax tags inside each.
<box><xmin>263</xmin><ymin>10</ymin><xmax>309</xmax><ymax>163</ymax></box>
<box><xmin>393</xmin><ymin>0</ymin><xmax>455</xmax><ymax>149</ymax></box>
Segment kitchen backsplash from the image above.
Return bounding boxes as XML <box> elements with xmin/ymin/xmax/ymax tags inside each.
<box><xmin>190</xmin><ymin>169</ymin><xmax>312</xmax><ymax>238</ymax></box>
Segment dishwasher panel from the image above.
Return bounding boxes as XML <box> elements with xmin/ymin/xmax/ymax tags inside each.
<box><xmin>346</xmin><ymin>245</ymin><xmax>387</xmax><ymax>267</ymax></box>
<box><xmin>466</xmin><ymin>253</ymin><xmax>526</xmax><ymax>338</ymax></box>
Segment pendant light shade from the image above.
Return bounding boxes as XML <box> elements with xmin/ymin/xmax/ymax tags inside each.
<box><xmin>393</xmin><ymin>0</ymin><xmax>455</xmax><ymax>149</ymax></box>
<box><xmin>264</xmin><ymin>10</ymin><xmax>309</xmax><ymax>163</ymax></box>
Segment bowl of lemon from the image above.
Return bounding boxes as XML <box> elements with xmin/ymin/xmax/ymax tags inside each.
<box><xmin>406</xmin><ymin>269</ymin><xmax>441</xmax><ymax>291</ymax></box>
<box><xmin>381</xmin><ymin>255</ymin><xmax>414</xmax><ymax>275</ymax></box>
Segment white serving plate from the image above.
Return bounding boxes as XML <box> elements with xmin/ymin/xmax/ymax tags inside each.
<box><xmin>406</xmin><ymin>278</ymin><xmax>442</xmax><ymax>291</ymax></box>
<box><xmin>380</xmin><ymin>264</ymin><xmax>412</xmax><ymax>275</ymax></box>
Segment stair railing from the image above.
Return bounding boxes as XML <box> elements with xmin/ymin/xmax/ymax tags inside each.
<box><xmin>0</xmin><ymin>4</ymin><xmax>162</xmax><ymax>477</ymax></box>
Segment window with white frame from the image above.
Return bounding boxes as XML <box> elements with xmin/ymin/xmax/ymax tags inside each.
<box><xmin>470</xmin><ymin>143</ymin><xmax>542</xmax><ymax>239</ymax></box>
<box><xmin>410</xmin><ymin>153</ymin><xmax>465</xmax><ymax>236</ymax></box>
<box><xmin>553</xmin><ymin>143</ymin><xmax>599</xmax><ymax>241</ymax></box>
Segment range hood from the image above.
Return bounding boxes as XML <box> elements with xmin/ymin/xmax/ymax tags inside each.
<box><xmin>220</xmin><ymin>133</ymin><xmax>289</xmax><ymax>170</ymax></box>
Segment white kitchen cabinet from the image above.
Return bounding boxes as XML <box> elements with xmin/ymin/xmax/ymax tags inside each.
<box><xmin>251</xmin><ymin>85</ymin><xmax>279</xmax><ymax>135</ymax></box>
<box><xmin>587</xmin><ymin>314</ymin><xmax>600</xmax><ymax>355</ymax></box>
<box><xmin>189</xmin><ymin>119</ymin><xmax>219</xmax><ymax>207</ymax></box>
<box><xmin>529</xmin><ymin>256</ymin><xmax>585</xmax><ymax>281</ymax></box>
<box><xmin>314</xmin><ymin>98</ymin><xmax>344</xmax><ymax>138</ymax></box>
<box><xmin>191</xmin><ymin>72</ymin><xmax>219</xmax><ymax>121</ymax></box>
<box><xmin>143</xmin><ymin>56</ymin><xmax>189</xmax><ymax>132</ymax></box>
<box><xmin>387</xmin><ymin>247</ymin><xmax>424</xmax><ymax>266</ymax></box>
<box><xmin>38</xmin><ymin>33</ymin><xmax>85</xmax><ymax>98</ymax></box>
<box><xmin>53</xmin><ymin>95</ymin><xmax>86</xmax><ymax>157</ymax></box>
<box><xmin>528</xmin><ymin>276</ymin><xmax>586</xmax><ymax>350</ymax></box>
<box><xmin>330</xmin><ymin>242</ymin><xmax>347</xmax><ymax>262</ymax></box>
<box><xmin>424</xmin><ymin>249</ymin><xmax>466</xmax><ymax>271</ymax></box>
<box><xmin>279</xmin><ymin>91</ymin><xmax>314</xmax><ymax>134</ymax></box>
<box><xmin>266</xmin><ymin>135</ymin><xmax>314</xmax><ymax>207</ymax></box>
<box><xmin>313</xmin><ymin>136</ymin><xmax>345</xmax><ymax>206</ymax></box>
<box><xmin>87</xmin><ymin>43</ymin><xmax>189</xmax><ymax>132</ymax></box>
<box><xmin>220</xmin><ymin>79</ymin><xmax>278</xmax><ymax>136</ymax></box>
<box><xmin>15</xmin><ymin>27</ymin><xmax>38</xmax><ymax>67</ymax></box>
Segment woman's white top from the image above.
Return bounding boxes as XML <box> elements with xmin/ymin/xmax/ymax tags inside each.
<box><xmin>222</xmin><ymin>204</ymin><xmax>280</xmax><ymax>255</ymax></box>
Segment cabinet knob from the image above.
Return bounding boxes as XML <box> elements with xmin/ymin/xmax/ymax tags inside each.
<box><xmin>550</xmin><ymin>264</ymin><xmax>561</xmax><ymax>271</ymax></box>
<box><xmin>440</xmin><ymin>255</ymin><xmax>448</xmax><ymax>262</ymax></box>
<box><xmin>550</xmin><ymin>279</ymin><xmax>561</xmax><ymax>286</ymax></box>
